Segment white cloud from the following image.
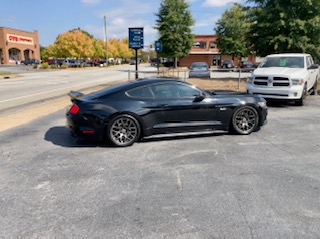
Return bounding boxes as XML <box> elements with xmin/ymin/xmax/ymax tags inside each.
<box><xmin>202</xmin><ymin>0</ymin><xmax>244</xmax><ymax>7</ymax></box>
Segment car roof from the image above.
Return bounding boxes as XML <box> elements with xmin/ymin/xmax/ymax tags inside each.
<box><xmin>267</xmin><ymin>53</ymin><xmax>310</xmax><ymax>58</ymax></box>
<box><xmin>83</xmin><ymin>78</ymin><xmax>189</xmax><ymax>99</ymax></box>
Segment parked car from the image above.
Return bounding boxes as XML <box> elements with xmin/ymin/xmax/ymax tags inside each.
<box><xmin>221</xmin><ymin>59</ymin><xmax>235</xmax><ymax>69</ymax></box>
<box><xmin>93</xmin><ymin>60</ymin><xmax>106</xmax><ymax>67</ymax></box>
<box><xmin>21</xmin><ymin>58</ymin><xmax>40</xmax><ymax>65</ymax></box>
<box><xmin>150</xmin><ymin>58</ymin><xmax>160</xmax><ymax>66</ymax></box>
<box><xmin>188</xmin><ymin>62</ymin><xmax>210</xmax><ymax>78</ymax></box>
<box><xmin>239</xmin><ymin>61</ymin><xmax>257</xmax><ymax>71</ymax></box>
<box><xmin>63</xmin><ymin>59</ymin><xmax>80</xmax><ymax>67</ymax></box>
<box><xmin>46</xmin><ymin>59</ymin><xmax>64</xmax><ymax>66</ymax></box>
<box><xmin>66</xmin><ymin>78</ymin><xmax>268</xmax><ymax>147</ymax></box>
<box><xmin>246</xmin><ymin>53</ymin><xmax>319</xmax><ymax>106</ymax></box>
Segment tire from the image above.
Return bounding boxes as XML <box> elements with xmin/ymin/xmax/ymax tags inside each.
<box><xmin>295</xmin><ymin>84</ymin><xmax>307</xmax><ymax>106</ymax></box>
<box><xmin>231</xmin><ymin>106</ymin><xmax>259</xmax><ymax>135</ymax></box>
<box><xmin>310</xmin><ymin>79</ymin><xmax>318</xmax><ymax>95</ymax></box>
<box><xmin>107</xmin><ymin>115</ymin><xmax>141</xmax><ymax>147</ymax></box>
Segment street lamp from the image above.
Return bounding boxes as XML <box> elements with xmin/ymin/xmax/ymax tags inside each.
<box><xmin>104</xmin><ymin>16</ymin><xmax>108</xmax><ymax>66</ymax></box>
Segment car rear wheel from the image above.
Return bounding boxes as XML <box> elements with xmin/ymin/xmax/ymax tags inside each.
<box><xmin>231</xmin><ymin>106</ymin><xmax>259</xmax><ymax>135</ymax></box>
<box><xmin>107</xmin><ymin>115</ymin><xmax>140</xmax><ymax>147</ymax></box>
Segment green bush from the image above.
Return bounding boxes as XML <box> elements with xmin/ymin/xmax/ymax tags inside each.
<box><xmin>60</xmin><ymin>64</ymin><xmax>68</xmax><ymax>69</ymax></box>
<box><xmin>41</xmin><ymin>62</ymin><xmax>49</xmax><ymax>69</ymax></box>
<box><xmin>50</xmin><ymin>64</ymin><xmax>58</xmax><ymax>69</ymax></box>
<box><xmin>33</xmin><ymin>64</ymin><xmax>38</xmax><ymax>69</ymax></box>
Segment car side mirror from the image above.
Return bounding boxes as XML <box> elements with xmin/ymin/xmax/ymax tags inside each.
<box><xmin>308</xmin><ymin>64</ymin><xmax>319</xmax><ymax>70</ymax></box>
<box><xmin>194</xmin><ymin>94</ymin><xmax>205</xmax><ymax>102</ymax></box>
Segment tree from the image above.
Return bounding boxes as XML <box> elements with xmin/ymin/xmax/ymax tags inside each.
<box><xmin>247</xmin><ymin>0</ymin><xmax>320</xmax><ymax>59</ymax></box>
<box><xmin>40</xmin><ymin>45</ymin><xmax>56</xmax><ymax>60</ymax></box>
<box><xmin>215</xmin><ymin>4</ymin><xmax>251</xmax><ymax>60</ymax></box>
<box><xmin>54</xmin><ymin>28</ymin><xmax>95</xmax><ymax>59</ymax></box>
<box><xmin>155</xmin><ymin>0</ymin><xmax>195</xmax><ymax>67</ymax></box>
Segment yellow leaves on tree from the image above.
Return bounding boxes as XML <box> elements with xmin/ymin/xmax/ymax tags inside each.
<box><xmin>54</xmin><ymin>29</ymin><xmax>95</xmax><ymax>58</ymax></box>
<box><xmin>107</xmin><ymin>38</ymin><xmax>135</xmax><ymax>59</ymax></box>
<box><xmin>44</xmin><ymin>29</ymin><xmax>135</xmax><ymax>60</ymax></box>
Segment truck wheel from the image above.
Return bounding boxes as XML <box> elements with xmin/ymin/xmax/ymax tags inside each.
<box><xmin>295</xmin><ymin>85</ymin><xmax>307</xmax><ymax>106</ymax></box>
<box><xmin>310</xmin><ymin>79</ymin><xmax>318</xmax><ymax>95</ymax></box>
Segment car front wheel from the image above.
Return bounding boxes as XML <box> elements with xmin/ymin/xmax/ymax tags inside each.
<box><xmin>295</xmin><ymin>84</ymin><xmax>307</xmax><ymax>106</ymax></box>
<box><xmin>107</xmin><ymin>115</ymin><xmax>141</xmax><ymax>147</ymax></box>
<box><xmin>231</xmin><ymin>106</ymin><xmax>259</xmax><ymax>135</ymax></box>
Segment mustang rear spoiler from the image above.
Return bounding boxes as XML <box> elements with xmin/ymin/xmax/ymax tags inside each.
<box><xmin>68</xmin><ymin>90</ymin><xmax>84</xmax><ymax>101</ymax></box>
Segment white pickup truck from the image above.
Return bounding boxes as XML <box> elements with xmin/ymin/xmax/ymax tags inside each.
<box><xmin>246</xmin><ymin>53</ymin><xmax>319</xmax><ymax>106</ymax></box>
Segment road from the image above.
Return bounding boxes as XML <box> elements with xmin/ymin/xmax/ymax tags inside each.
<box><xmin>0</xmin><ymin>96</ymin><xmax>320</xmax><ymax>237</ymax></box>
<box><xmin>0</xmin><ymin>64</ymin><xmax>157</xmax><ymax>114</ymax></box>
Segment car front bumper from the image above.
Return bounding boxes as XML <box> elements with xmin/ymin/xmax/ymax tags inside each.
<box><xmin>246</xmin><ymin>83</ymin><xmax>304</xmax><ymax>100</ymax></box>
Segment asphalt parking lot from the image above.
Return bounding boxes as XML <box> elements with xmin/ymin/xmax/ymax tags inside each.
<box><xmin>1</xmin><ymin>95</ymin><xmax>320</xmax><ymax>238</ymax></box>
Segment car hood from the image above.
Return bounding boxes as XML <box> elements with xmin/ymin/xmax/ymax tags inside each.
<box><xmin>253</xmin><ymin>67</ymin><xmax>305</xmax><ymax>78</ymax></box>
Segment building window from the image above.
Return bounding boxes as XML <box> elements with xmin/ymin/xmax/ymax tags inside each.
<box><xmin>193</xmin><ymin>41</ymin><xmax>206</xmax><ymax>49</ymax></box>
<box><xmin>209</xmin><ymin>41</ymin><xmax>216</xmax><ymax>48</ymax></box>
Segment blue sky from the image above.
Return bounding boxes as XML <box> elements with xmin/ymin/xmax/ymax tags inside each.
<box><xmin>0</xmin><ymin>0</ymin><xmax>246</xmax><ymax>47</ymax></box>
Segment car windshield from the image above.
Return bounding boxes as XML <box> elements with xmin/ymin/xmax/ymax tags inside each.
<box><xmin>260</xmin><ymin>56</ymin><xmax>304</xmax><ymax>68</ymax></box>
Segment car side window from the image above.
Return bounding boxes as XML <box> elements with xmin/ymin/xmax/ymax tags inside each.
<box><xmin>150</xmin><ymin>83</ymin><xmax>201</xmax><ymax>99</ymax></box>
<box><xmin>306</xmin><ymin>56</ymin><xmax>313</xmax><ymax>68</ymax></box>
<box><xmin>126</xmin><ymin>86</ymin><xmax>154</xmax><ymax>99</ymax></box>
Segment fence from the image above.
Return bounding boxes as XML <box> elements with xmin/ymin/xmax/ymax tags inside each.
<box><xmin>127</xmin><ymin>67</ymin><xmax>255</xmax><ymax>91</ymax></box>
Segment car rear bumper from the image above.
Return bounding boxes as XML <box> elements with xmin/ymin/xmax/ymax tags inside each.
<box><xmin>66</xmin><ymin>114</ymin><xmax>105</xmax><ymax>141</ymax></box>
<box><xmin>189</xmin><ymin>71</ymin><xmax>210</xmax><ymax>78</ymax></box>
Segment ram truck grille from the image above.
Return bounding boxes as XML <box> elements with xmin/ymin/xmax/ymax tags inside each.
<box><xmin>253</xmin><ymin>76</ymin><xmax>290</xmax><ymax>87</ymax></box>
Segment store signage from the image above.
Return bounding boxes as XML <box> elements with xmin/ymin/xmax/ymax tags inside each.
<box><xmin>7</xmin><ymin>34</ymin><xmax>33</xmax><ymax>45</ymax></box>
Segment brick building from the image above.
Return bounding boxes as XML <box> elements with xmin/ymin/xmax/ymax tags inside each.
<box><xmin>179</xmin><ymin>34</ymin><xmax>255</xmax><ymax>67</ymax></box>
<box><xmin>0</xmin><ymin>27</ymin><xmax>40</xmax><ymax>65</ymax></box>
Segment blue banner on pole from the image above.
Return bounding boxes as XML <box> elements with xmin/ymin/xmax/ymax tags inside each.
<box><xmin>155</xmin><ymin>41</ymin><xmax>162</xmax><ymax>53</ymax></box>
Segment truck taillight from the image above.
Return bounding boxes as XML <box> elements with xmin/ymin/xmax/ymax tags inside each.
<box><xmin>69</xmin><ymin>104</ymin><xmax>79</xmax><ymax>115</ymax></box>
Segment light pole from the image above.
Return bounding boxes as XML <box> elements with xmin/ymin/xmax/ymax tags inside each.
<box><xmin>104</xmin><ymin>16</ymin><xmax>108</xmax><ymax>66</ymax></box>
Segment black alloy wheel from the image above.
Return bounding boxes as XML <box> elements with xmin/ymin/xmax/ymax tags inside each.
<box><xmin>107</xmin><ymin>115</ymin><xmax>141</xmax><ymax>147</ymax></box>
<box><xmin>232</xmin><ymin>106</ymin><xmax>259</xmax><ymax>135</ymax></box>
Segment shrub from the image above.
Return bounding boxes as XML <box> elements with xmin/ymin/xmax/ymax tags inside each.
<box><xmin>33</xmin><ymin>64</ymin><xmax>38</xmax><ymax>69</ymax></box>
<box><xmin>41</xmin><ymin>62</ymin><xmax>49</xmax><ymax>69</ymax></box>
<box><xmin>50</xmin><ymin>64</ymin><xmax>58</xmax><ymax>69</ymax></box>
<box><xmin>60</xmin><ymin>64</ymin><xmax>68</xmax><ymax>69</ymax></box>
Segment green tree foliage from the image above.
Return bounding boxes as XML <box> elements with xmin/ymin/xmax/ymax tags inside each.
<box><xmin>215</xmin><ymin>4</ymin><xmax>250</xmax><ymax>60</ymax></box>
<box><xmin>155</xmin><ymin>0</ymin><xmax>195</xmax><ymax>67</ymax></box>
<box><xmin>247</xmin><ymin>0</ymin><xmax>320</xmax><ymax>58</ymax></box>
<box><xmin>40</xmin><ymin>45</ymin><xmax>56</xmax><ymax>60</ymax></box>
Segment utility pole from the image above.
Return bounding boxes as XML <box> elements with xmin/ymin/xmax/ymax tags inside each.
<box><xmin>103</xmin><ymin>16</ymin><xmax>108</xmax><ymax>67</ymax></box>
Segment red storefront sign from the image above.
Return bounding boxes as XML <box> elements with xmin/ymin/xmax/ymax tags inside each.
<box><xmin>7</xmin><ymin>34</ymin><xmax>33</xmax><ymax>45</ymax></box>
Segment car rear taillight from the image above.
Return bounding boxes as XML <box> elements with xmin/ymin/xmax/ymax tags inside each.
<box><xmin>69</xmin><ymin>104</ymin><xmax>80</xmax><ymax>115</ymax></box>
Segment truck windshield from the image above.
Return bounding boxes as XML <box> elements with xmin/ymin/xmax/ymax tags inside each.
<box><xmin>260</xmin><ymin>56</ymin><xmax>304</xmax><ymax>68</ymax></box>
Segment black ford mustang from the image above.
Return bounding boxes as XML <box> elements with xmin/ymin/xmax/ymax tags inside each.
<box><xmin>66</xmin><ymin>78</ymin><xmax>267</xmax><ymax>147</ymax></box>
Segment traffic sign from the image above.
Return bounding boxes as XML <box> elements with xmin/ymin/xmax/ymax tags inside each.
<box><xmin>129</xmin><ymin>28</ymin><xmax>144</xmax><ymax>49</ymax></box>
<box><xmin>155</xmin><ymin>41</ymin><xmax>162</xmax><ymax>52</ymax></box>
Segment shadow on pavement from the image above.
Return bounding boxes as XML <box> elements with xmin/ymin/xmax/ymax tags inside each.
<box><xmin>44</xmin><ymin>126</ymin><xmax>110</xmax><ymax>148</ymax></box>
<box><xmin>44</xmin><ymin>126</ymin><xmax>226</xmax><ymax>147</ymax></box>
